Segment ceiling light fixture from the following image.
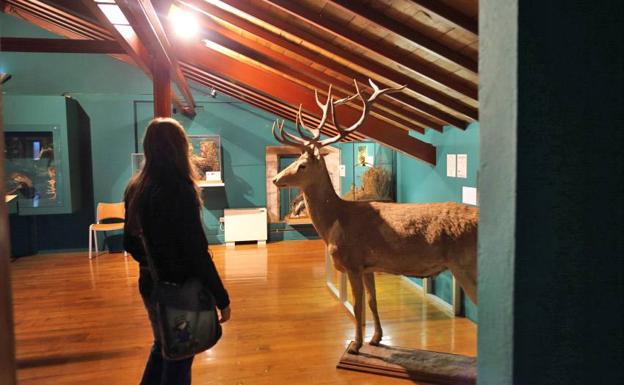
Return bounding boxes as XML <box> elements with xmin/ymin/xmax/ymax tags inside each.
<box><xmin>169</xmin><ymin>5</ymin><xmax>199</xmax><ymax>39</ymax></box>
<box><xmin>97</xmin><ymin>3</ymin><xmax>130</xmax><ymax>25</ymax></box>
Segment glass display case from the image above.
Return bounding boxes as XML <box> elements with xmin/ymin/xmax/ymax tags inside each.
<box><xmin>339</xmin><ymin>141</ymin><xmax>397</xmax><ymax>202</ymax></box>
<box><xmin>188</xmin><ymin>135</ymin><xmax>223</xmax><ymax>186</ymax></box>
<box><xmin>131</xmin><ymin>136</ymin><xmax>223</xmax><ymax>187</ymax></box>
<box><xmin>4</xmin><ymin>125</ymin><xmax>66</xmax><ymax>213</ymax></box>
<box><xmin>278</xmin><ymin>155</ymin><xmax>305</xmax><ymax>222</ymax></box>
<box><xmin>3</xmin><ymin>97</ymin><xmax>91</xmax><ymax>215</ymax></box>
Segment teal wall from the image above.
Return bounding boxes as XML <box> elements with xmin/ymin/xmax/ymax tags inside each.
<box><xmin>479</xmin><ymin>0</ymin><xmax>623</xmax><ymax>384</ymax></box>
<box><xmin>396</xmin><ymin>123</ymin><xmax>479</xmax><ymax>322</ymax></box>
<box><xmin>1</xmin><ymin>12</ymin><xmax>318</xmax><ymax>250</ymax></box>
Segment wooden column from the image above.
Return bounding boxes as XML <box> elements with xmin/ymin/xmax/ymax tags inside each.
<box><xmin>152</xmin><ymin>60</ymin><xmax>171</xmax><ymax>118</ymax></box>
<box><xmin>0</xmin><ymin>80</ymin><xmax>17</xmax><ymax>385</ymax></box>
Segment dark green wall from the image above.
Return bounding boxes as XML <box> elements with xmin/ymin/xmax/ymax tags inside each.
<box><xmin>479</xmin><ymin>0</ymin><xmax>623</xmax><ymax>384</ymax></box>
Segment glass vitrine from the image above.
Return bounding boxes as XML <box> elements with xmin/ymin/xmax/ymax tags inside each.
<box><xmin>188</xmin><ymin>135</ymin><xmax>222</xmax><ymax>185</ymax></box>
<box><xmin>339</xmin><ymin>141</ymin><xmax>397</xmax><ymax>202</ymax></box>
<box><xmin>4</xmin><ymin>126</ymin><xmax>65</xmax><ymax>212</ymax></box>
<box><xmin>3</xmin><ymin>96</ymin><xmax>90</xmax><ymax>215</ymax></box>
<box><xmin>278</xmin><ymin>155</ymin><xmax>305</xmax><ymax>221</ymax></box>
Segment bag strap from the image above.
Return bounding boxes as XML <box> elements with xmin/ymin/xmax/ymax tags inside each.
<box><xmin>137</xmin><ymin>219</ymin><xmax>160</xmax><ymax>285</ymax></box>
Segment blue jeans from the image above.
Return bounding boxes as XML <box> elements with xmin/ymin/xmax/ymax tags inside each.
<box><xmin>140</xmin><ymin>271</ymin><xmax>195</xmax><ymax>385</ymax></box>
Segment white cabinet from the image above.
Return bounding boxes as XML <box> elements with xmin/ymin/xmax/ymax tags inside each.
<box><xmin>223</xmin><ymin>208</ymin><xmax>268</xmax><ymax>246</ymax></box>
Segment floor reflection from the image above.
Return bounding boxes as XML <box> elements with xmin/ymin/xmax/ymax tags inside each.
<box><xmin>224</xmin><ymin>245</ymin><xmax>268</xmax><ymax>281</ymax></box>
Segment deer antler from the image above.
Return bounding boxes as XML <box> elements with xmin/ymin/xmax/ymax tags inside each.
<box><xmin>272</xmin><ymin>119</ymin><xmax>308</xmax><ymax>151</ymax></box>
<box><xmin>295</xmin><ymin>84</ymin><xmax>333</xmax><ymax>142</ymax></box>
<box><xmin>318</xmin><ymin>79</ymin><xmax>405</xmax><ymax>147</ymax></box>
<box><xmin>272</xmin><ymin>79</ymin><xmax>405</xmax><ymax>150</ymax></box>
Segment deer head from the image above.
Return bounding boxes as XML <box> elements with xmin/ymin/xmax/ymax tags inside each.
<box><xmin>272</xmin><ymin>79</ymin><xmax>404</xmax><ymax>189</ymax></box>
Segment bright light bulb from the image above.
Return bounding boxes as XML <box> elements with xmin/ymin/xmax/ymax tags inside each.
<box><xmin>169</xmin><ymin>6</ymin><xmax>199</xmax><ymax>39</ymax></box>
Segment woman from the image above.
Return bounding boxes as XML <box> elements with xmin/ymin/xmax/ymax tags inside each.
<box><xmin>124</xmin><ymin>118</ymin><xmax>231</xmax><ymax>385</ymax></box>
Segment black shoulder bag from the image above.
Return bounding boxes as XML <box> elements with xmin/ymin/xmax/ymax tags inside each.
<box><xmin>139</xmin><ymin>232</ymin><xmax>222</xmax><ymax>360</ymax></box>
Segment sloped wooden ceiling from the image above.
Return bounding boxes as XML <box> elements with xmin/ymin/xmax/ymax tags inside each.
<box><xmin>0</xmin><ymin>0</ymin><xmax>479</xmax><ymax>165</ymax></box>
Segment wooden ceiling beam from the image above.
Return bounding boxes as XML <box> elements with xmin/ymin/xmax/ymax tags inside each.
<box><xmin>183</xmin><ymin>73</ymin><xmax>344</xmax><ymax>139</ymax></box>
<box><xmin>2</xmin><ymin>0</ymin><xmax>114</xmax><ymax>40</ymax></box>
<box><xmin>410</xmin><ymin>0</ymin><xmax>478</xmax><ymax>35</ymax></box>
<box><xmin>260</xmin><ymin>0</ymin><xmax>477</xmax><ymax>73</ymax></box>
<box><xmin>115</xmin><ymin>0</ymin><xmax>195</xmax><ymax>115</ymax></box>
<box><xmin>179</xmin><ymin>0</ymin><xmax>445</xmax><ymax>131</ymax></box>
<box><xmin>176</xmin><ymin>43</ymin><xmax>436</xmax><ymax>163</ymax></box>
<box><xmin>4</xmin><ymin>0</ymin><xmax>185</xmax><ymax>116</ymax></box>
<box><xmin>80</xmin><ymin>0</ymin><xmax>150</xmax><ymax>74</ymax></box>
<box><xmin>0</xmin><ymin>37</ymin><xmax>124</xmax><ymax>54</ymax></box>
<box><xmin>182</xmin><ymin>64</ymin><xmax>364</xmax><ymax>141</ymax></box>
<box><xmin>198</xmin><ymin>26</ymin><xmax>430</xmax><ymax>133</ymax></box>
<box><xmin>79</xmin><ymin>0</ymin><xmax>186</xmax><ymax>116</ymax></box>
<box><xmin>5</xmin><ymin>0</ymin><xmax>113</xmax><ymax>40</ymax></box>
<box><xmin>205</xmin><ymin>0</ymin><xmax>476</xmax><ymax>118</ymax></box>
<box><xmin>2</xmin><ymin>1</ymin><xmax>143</xmax><ymax>71</ymax></box>
<box><xmin>328</xmin><ymin>0</ymin><xmax>477</xmax><ymax>72</ymax></box>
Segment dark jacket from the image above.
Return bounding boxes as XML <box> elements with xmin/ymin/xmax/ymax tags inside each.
<box><xmin>124</xmin><ymin>182</ymin><xmax>230</xmax><ymax>310</ymax></box>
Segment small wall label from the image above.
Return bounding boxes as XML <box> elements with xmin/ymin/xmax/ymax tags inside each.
<box><xmin>457</xmin><ymin>154</ymin><xmax>468</xmax><ymax>178</ymax></box>
<box><xmin>446</xmin><ymin>154</ymin><xmax>457</xmax><ymax>177</ymax></box>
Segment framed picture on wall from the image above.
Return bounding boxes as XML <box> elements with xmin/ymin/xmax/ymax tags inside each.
<box><xmin>188</xmin><ymin>135</ymin><xmax>222</xmax><ymax>185</ymax></box>
<box><xmin>132</xmin><ymin>136</ymin><xmax>224</xmax><ymax>186</ymax></box>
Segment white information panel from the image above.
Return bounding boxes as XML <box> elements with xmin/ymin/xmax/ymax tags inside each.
<box><xmin>462</xmin><ymin>186</ymin><xmax>478</xmax><ymax>205</ymax></box>
<box><xmin>446</xmin><ymin>154</ymin><xmax>457</xmax><ymax>177</ymax></box>
<box><xmin>457</xmin><ymin>154</ymin><xmax>468</xmax><ymax>178</ymax></box>
<box><xmin>205</xmin><ymin>171</ymin><xmax>222</xmax><ymax>182</ymax></box>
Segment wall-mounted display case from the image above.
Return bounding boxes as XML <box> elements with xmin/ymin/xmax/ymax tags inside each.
<box><xmin>131</xmin><ymin>136</ymin><xmax>223</xmax><ymax>187</ymax></box>
<box><xmin>189</xmin><ymin>135</ymin><xmax>223</xmax><ymax>186</ymax></box>
<box><xmin>5</xmin><ymin>127</ymin><xmax>61</xmax><ymax>212</ymax></box>
<box><xmin>3</xmin><ymin>96</ymin><xmax>91</xmax><ymax>215</ymax></box>
<box><xmin>339</xmin><ymin>141</ymin><xmax>397</xmax><ymax>202</ymax></box>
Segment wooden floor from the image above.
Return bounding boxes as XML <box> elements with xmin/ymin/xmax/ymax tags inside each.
<box><xmin>10</xmin><ymin>240</ymin><xmax>476</xmax><ymax>385</ymax></box>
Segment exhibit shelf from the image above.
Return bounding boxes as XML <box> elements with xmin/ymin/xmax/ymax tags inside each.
<box><xmin>285</xmin><ymin>216</ymin><xmax>313</xmax><ymax>226</ymax></box>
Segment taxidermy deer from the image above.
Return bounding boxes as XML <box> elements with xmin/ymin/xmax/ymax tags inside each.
<box><xmin>272</xmin><ymin>80</ymin><xmax>478</xmax><ymax>354</ymax></box>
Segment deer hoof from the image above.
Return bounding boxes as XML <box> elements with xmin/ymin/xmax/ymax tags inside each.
<box><xmin>369</xmin><ymin>334</ymin><xmax>382</xmax><ymax>346</ymax></box>
<box><xmin>348</xmin><ymin>341</ymin><xmax>362</xmax><ymax>355</ymax></box>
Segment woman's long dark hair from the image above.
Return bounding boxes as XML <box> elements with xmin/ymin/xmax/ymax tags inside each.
<box><xmin>125</xmin><ymin>117</ymin><xmax>200</xmax><ymax>235</ymax></box>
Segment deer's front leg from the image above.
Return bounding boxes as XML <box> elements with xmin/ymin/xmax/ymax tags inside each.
<box><xmin>363</xmin><ymin>273</ymin><xmax>382</xmax><ymax>346</ymax></box>
<box><xmin>347</xmin><ymin>270</ymin><xmax>364</xmax><ymax>354</ymax></box>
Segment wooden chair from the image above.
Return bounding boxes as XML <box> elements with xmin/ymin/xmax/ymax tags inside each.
<box><xmin>88</xmin><ymin>202</ymin><xmax>126</xmax><ymax>259</ymax></box>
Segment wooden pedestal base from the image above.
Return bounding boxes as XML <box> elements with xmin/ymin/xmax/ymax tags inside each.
<box><xmin>337</xmin><ymin>341</ymin><xmax>476</xmax><ymax>384</ymax></box>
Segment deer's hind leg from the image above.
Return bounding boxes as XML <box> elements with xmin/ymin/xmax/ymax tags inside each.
<box><xmin>346</xmin><ymin>270</ymin><xmax>364</xmax><ymax>354</ymax></box>
<box><xmin>447</xmin><ymin>252</ymin><xmax>478</xmax><ymax>304</ymax></box>
<box><xmin>363</xmin><ymin>272</ymin><xmax>382</xmax><ymax>346</ymax></box>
